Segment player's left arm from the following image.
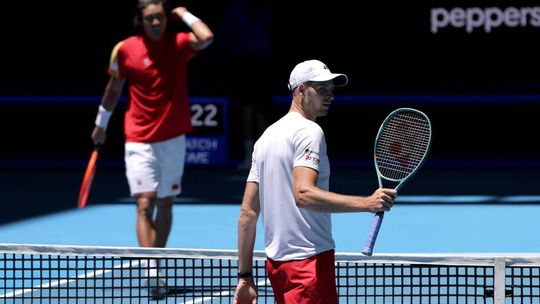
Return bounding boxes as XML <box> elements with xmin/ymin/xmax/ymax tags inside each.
<box><xmin>293</xmin><ymin>166</ymin><xmax>396</xmax><ymax>213</ymax></box>
<box><xmin>172</xmin><ymin>7</ymin><xmax>214</xmax><ymax>51</ymax></box>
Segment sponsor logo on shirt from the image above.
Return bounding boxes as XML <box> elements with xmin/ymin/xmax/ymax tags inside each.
<box><xmin>303</xmin><ymin>149</ymin><xmax>320</xmax><ymax>164</ymax></box>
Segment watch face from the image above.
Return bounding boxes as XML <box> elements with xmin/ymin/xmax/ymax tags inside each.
<box><xmin>238</xmin><ymin>271</ymin><xmax>252</xmax><ymax>278</ymax></box>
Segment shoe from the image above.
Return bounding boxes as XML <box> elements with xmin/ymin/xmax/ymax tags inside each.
<box><xmin>142</xmin><ymin>259</ymin><xmax>168</xmax><ymax>299</ymax></box>
<box><xmin>145</xmin><ymin>276</ymin><xmax>167</xmax><ymax>299</ymax></box>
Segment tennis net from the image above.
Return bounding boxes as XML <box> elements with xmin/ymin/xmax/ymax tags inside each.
<box><xmin>1</xmin><ymin>243</ymin><xmax>540</xmax><ymax>303</ymax></box>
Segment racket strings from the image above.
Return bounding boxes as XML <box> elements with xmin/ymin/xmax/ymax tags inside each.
<box><xmin>376</xmin><ymin>112</ymin><xmax>431</xmax><ymax>180</ymax></box>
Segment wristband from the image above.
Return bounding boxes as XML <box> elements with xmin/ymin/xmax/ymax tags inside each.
<box><xmin>95</xmin><ymin>105</ymin><xmax>113</xmax><ymax>129</ymax></box>
<box><xmin>237</xmin><ymin>271</ymin><xmax>252</xmax><ymax>279</ymax></box>
<box><xmin>181</xmin><ymin>11</ymin><xmax>200</xmax><ymax>28</ymax></box>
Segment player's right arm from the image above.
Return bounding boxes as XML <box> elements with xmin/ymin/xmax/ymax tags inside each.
<box><xmin>234</xmin><ymin>181</ymin><xmax>260</xmax><ymax>304</ymax></box>
<box><xmin>92</xmin><ymin>42</ymin><xmax>126</xmax><ymax>146</ymax></box>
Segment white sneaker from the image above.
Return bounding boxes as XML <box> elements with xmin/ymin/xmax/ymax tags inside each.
<box><xmin>145</xmin><ymin>277</ymin><xmax>167</xmax><ymax>299</ymax></box>
<box><xmin>142</xmin><ymin>259</ymin><xmax>167</xmax><ymax>299</ymax></box>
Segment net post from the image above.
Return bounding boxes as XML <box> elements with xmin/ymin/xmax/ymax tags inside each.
<box><xmin>494</xmin><ymin>257</ymin><xmax>506</xmax><ymax>304</ymax></box>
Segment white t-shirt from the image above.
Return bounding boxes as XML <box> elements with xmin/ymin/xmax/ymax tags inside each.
<box><xmin>247</xmin><ymin>112</ymin><xmax>334</xmax><ymax>261</ymax></box>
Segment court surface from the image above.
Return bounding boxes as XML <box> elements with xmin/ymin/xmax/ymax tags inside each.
<box><xmin>2</xmin><ymin>197</ymin><xmax>540</xmax><ymax>253</ymax></box>
<box><xmin>1</xmin><ymin>168</ymin><xmax>540</xmax><ymax>303</ymax></box>
<box><xmin>1</xmin><ymin>167</ymin><xmax>540</xmax><ymax>252</ymax></box>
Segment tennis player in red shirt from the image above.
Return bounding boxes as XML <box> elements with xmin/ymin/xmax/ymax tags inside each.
<box><xmin>91</xmin><ymin>0</ymin><xmax>213</xmax><ymax>298</ymax></box>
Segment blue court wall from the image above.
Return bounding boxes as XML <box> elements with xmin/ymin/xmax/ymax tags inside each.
<box><xmin>0</xmin><ymin>94</ymin><xmax>538</xmax><ymax>170</ymax></box>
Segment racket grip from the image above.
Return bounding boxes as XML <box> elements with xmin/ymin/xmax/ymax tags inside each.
<box><xmin>361</xmin><ymin>211</ymin><xmax>385</xmax><ymax>256</ymax></box>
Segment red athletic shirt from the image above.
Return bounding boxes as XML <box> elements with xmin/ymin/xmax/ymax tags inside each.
<box><xmin>113</xmin><ymin>33</ymin><xmax>197</xmax><ymax>143</ymax></box>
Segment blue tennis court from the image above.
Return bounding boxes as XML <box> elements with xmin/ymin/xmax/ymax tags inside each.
<box><xmin>1</xmin><ymin>168</ymin><xmax>540</xmax><ymax>303</ymax></box>
<box><xmin>1</xmin><ymin>167</ymin><xmax>539</xmax><ymax>252</ymax></box>
<box><xmin>2</xmin><ymin>202</ymin><xmax>540</xmax><ymax>253</ymax></box>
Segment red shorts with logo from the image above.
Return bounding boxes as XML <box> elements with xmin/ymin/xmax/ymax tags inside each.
<box><xmin>265</xmin><ymin>250</ymin><xmax>338</xmax><ymax>304</ymax></box>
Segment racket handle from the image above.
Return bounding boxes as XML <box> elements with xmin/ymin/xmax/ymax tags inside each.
<box><xmin>362</xmin><ymin>211</ymin><xmax>385</xmax><ymax>256</ymax></box>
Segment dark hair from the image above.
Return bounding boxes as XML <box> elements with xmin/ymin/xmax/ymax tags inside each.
<box><xmin>132</xmin><ymin>0</ymin><xmax>171</xmax><ymax>33</ymax></box>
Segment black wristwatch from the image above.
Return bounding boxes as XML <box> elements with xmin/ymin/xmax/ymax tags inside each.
<box><xmin>238</xmin><ymin>271</ymin><xmax>253</xmax><ymax>279</ymax></box>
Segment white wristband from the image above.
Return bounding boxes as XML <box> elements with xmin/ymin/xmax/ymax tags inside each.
<box><xmin>181</xmin><ymin>12</ymin><xmax>200</xmax><ymax>28</ymax></box>
<box><xmin>95</xmin><ymin>105</ymin><xmax>113</xmax><ymax>129</ymax></box>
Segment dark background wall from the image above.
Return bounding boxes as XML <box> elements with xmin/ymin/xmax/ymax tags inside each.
<box><xmin>0</xmin><ymin>0</ymin><xmax>539</xmax><ymax>170</ymax></box>
<box><xmin>2</xmin><ymin>0</ymin><xmax>538</xmax><ymax>95</ymax></box>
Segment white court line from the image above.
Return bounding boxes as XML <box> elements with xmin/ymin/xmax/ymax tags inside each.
<box><xmin>0</xmin><ymin>259</ymin><xmax>141</xmax><ymax>298</ymax></box>
<box><xmin>2</xmin><ymin>260</ymin><xmax>270</xmax><ymax>304</ymax></box>
<box><xmin>397</xmin><ymin>195</ymin><xmax>540</xmax><ymax>203</ymax></box>
<box><xmin>116</xmin><ymin>195</ymin><xmax>540</xmax><ymax>204</ymax></box>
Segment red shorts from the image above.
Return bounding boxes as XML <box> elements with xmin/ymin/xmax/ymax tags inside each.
<box><xmin>266</xmin><ymin>250</ymin><xmax>338</xmax><ymax>304</ymax></box>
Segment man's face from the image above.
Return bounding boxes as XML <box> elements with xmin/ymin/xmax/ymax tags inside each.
<box><xmin>303</xmin><ymin>81</ymin><xmax>336</xmax><ymax>119</ymax></box>
<box><xmin>142</xmin><ymin>3</ymin><xmax>167</xmax><ymax>41</ymax></box>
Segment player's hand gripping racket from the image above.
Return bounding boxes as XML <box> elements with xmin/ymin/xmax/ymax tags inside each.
<box><xmin>77</xmin><ymin>145</ymin><xmax>101</xmax><ymax>209</ymax></box>
<box><xmin>362</xmin><ymin>108</ymin><xmax>432</xmax><ymax>256</ymax></box>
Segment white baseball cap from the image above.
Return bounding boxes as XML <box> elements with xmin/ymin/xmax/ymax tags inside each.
<box><xmin>288</xmin><ymin>59</ymin><xmax>348</xmax><ymax>91</ymax></box>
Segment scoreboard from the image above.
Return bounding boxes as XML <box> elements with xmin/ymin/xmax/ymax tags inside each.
<box><xmin>186</xmin><ymin>97</ymin><xmax>230</xmax><ymax>167</ymax></box>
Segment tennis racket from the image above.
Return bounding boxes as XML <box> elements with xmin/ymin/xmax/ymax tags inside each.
<box><xmin>361</xmin><ymin>108</ymin><xmax>432</xmax><ymax>256</ymax></box>
<box><xmin>77</xmin><ymin>145</ymin><xmax>101</xmax><ymax>209</ymax></box>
